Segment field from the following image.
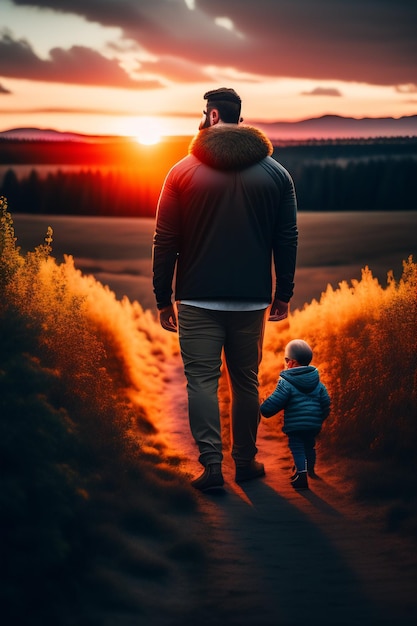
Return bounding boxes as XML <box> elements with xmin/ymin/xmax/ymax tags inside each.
<box><xmin>11</xmin><ymin>210</ymin><xmax>417</xmax><ymax>312</ymax></box>
<box><xmin>1</xmin><ymin>196</ymin><xmax>416</xmax><ymax>624</ymax></box>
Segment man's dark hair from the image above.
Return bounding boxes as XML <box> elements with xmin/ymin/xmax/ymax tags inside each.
<box><xmin>204</xmin><ymin>87</ymin><xmax>242</xmax><ymax>123</ymax></box>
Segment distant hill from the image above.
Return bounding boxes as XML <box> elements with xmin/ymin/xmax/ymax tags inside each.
<box><xmin>0</xmin><ymin>128</ymin><xmax>111</xmax><ymax>143</ymax></box>
<box><xmin>253</xmin><ymin>114</ymin><xmax>417</xmax><ymax>140</ymax></box>
<box><xmin>0</xmin><ymin>114</ymin><xmax>416</xmax><ymax>142</ymax></box>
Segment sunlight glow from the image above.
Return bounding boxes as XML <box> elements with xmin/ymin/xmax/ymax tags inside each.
<box><xmin>133</xmin><ymin>117</ymin><xmax>163</xmax><ymax>145</ymax></box>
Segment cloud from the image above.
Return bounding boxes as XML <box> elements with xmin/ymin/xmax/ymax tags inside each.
<box><xmin>0</xmin><ymin>106</ymin><xmax>134</xmax><ymax>115</ymax></box>
<box><xmin>0</xmin><ymin>31</ymin><xmax>162</xmax><ymax>89</ymax></box>
<box><xmin>395</xmin><ymin>84</ymin><xmax>417</xmax><ymax>94</ymax></box>
<box><xmin>301</xmin><ymin>87</ymin><xmax>342</xmax><ymax>97</ymax></box>
<box><xmin>9</xmin><ymin>0</ymin><xmax>417</xmax><ymax>87</ymax></box>
<box><xmin>138</xmin><ymin>56</ymin><xmax>208</xmax><ymax>82</ymax></box>
<box><xmin>0</xmin><ymin>82</ymin><xmax>12</xmax><ymax>94</ymax></box>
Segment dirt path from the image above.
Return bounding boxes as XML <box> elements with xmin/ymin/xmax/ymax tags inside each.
<box><xmin>162</xmin><ymin>357</ymin><xmax>417</xmax><ymax>626</ymax></box>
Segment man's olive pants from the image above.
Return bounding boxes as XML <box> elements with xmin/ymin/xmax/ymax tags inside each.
<box><xmin>178</xmin><ymin>304</ymin><xmax>266</xmax><ymax>467</ymax></box>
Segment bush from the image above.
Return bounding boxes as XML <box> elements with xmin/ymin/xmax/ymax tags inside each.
<box><xmin>259</xmin><ymin>256</ymin><xmax>417</xmax><ymax>533</ymax></box>
<box><xmin>0</xmin><ymin>197</ymin><xmax>202</xmax><ymax>624</ymax></box>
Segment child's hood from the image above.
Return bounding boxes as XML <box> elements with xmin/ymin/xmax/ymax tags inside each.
<box><xmin>280</xmin><ymin>366</ymin><xmax>320</xmax><ymax>393</ymax></box>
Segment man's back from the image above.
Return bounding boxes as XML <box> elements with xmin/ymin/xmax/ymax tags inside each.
<box><xmin>153</xmin><ymin>124</ymin><xmax>297</xmax><ymax>305</ymax></box>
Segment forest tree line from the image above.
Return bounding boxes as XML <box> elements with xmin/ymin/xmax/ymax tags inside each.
<box><xmin>0</xmin><ymin>138</ymin><xmax>416</xmax><ymax>216</ymax></box>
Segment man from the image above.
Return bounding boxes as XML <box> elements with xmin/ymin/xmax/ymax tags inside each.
<box><xmin>152</xmin><ymin>87</ymin><xmax>298</xmax><ymax>491</ymax></box>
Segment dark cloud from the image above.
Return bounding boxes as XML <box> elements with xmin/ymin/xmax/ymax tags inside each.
<box><xmin>0</xmin><ymin>32</ymin><xmax>162</xmax><ymax>89</ymax></box>
<box><xmin>197</xmin><ymin>0</ymin><xmax>417</xmax><ymax>86</ymax></box>
<box><xmin>0</xmin><ymin>82</ymin><xmax>12</xmax><ymax>94</ymax></box>
<box><xmin>301</xmin><ymin>87</ymin><xmax>342</xmax><ymax>97</ymax></box>
<box><xmin>10</xmin><ymin>0</ymin><xmax>417</xmax><ymax>87</ymax></box>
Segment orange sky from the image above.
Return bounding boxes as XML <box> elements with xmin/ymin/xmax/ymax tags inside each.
<box><xmin>1</xmin><ymin>0</ymin><xmax>417</xmax><ymax>137</ymax></box>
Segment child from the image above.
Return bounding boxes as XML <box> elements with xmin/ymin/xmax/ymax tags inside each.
<box><xmin>260</xmin><ymin>339</ymin><xmax>331</xmax><ymax>490</ymax></box>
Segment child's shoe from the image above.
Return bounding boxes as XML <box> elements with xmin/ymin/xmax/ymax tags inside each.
<box><xmin>290</xmin><ymin>471</ymin><xmax>309</xmax><ymax>490</ymax></box>
<box><xmin>307</xmin><ymin>462</ymin><xmax>319</xmax><ymax>479</ymax></box>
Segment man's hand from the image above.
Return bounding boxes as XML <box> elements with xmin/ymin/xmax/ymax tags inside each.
<box><xmin>159</xmin><ymin>304</ymin><xmax>178</xmax><ymax>332</ymax></box>
<box><xmin>268</xmin><ymin>298</ymin><xmax>289</xmax><ymax>322</ymax></box>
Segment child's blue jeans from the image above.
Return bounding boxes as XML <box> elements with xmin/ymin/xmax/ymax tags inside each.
<box><xmin>287</xmin><ymin>429</ymin><xmax>321</xmax><ymax>473</ymax></box>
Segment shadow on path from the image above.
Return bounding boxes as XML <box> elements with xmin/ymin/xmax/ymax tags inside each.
<box><xmin>163</xmin><ymin>358</ymin><xmax>417</xmax><ymax>626</ymax></box>
<box><xmin>186</xmin><ymin>473</ymin><xmax>380</xmax><ymax>626</ymax></box>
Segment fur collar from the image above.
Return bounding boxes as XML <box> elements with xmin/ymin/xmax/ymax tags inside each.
<box><xmin>189</xmin><ymin>124</ymin><xmax>273</xmax><ymax>170</ymax></box>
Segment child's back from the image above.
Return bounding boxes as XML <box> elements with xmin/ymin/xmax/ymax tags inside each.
<box><xmin>261</xmin><ymin>365</ymin><xmax>330</xmax><ymax>433</ymax></box>
<box><xmin>260</xmin><ymin>339</ymin><xmax>331</xmax><ymax>489</ymax></box>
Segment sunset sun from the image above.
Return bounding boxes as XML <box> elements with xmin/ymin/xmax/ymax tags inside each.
<box><xmin>134</xmin><ymin>117</ymin><xmax>163</xmax><ymax>145</ymax></box>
